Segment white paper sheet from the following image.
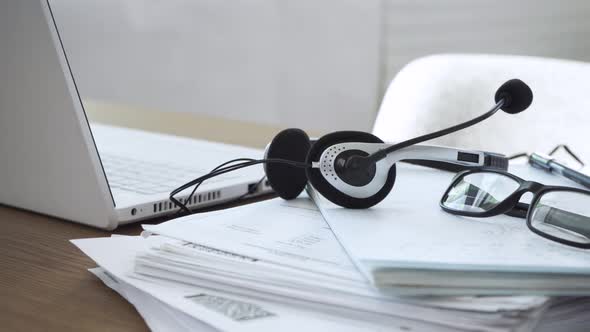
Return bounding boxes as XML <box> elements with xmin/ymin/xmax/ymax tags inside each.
<box><xmin>144</xmin><ymin>197</ymin><xmax>360</xmax><ymax>280</ymax></box>
<box><xmin>135</xmin><ymin>244</ymin><xmax>544</xmax><ymax>332</ymax></box>
<box><xmin>142</xmin><ymin>197</ymin><xmax>546</xmax><ymax>309</ymax></box>
<box><xmin>72</xmin><ymin>236</ymin><xmax>435</xmax><ymax>332</ymax></box>
<box><xmin>311</xmin><ymin>163</ymin><xmax>590</xmax><ymax>294</ymax></box>
<box><xmin>138</xmin><ymin>196</ymin><xmax>549</xmax><ymax>331</ymax></box>
<box><xmin>89</xmin><ymin>267</ymin><xmax>217</xmax><ymax>332</ymax></box>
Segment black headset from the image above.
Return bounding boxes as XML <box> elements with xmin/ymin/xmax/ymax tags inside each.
<box><xmin>171</xmin><ymin>79</ymin><xmax>533</xmax><ymax>212</ymax></box>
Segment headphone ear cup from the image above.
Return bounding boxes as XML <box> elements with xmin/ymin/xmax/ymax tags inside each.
<box><xmin>305</xmin><ymin>131</ymin><xmax>396</xmax><ymax>209</ymax></box>
<box><xmin>264</xmin><ymin>128</ymin><xmax>311</xmax><ymax>200</ymax></box>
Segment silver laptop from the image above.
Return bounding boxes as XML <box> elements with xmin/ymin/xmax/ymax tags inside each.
<box><xmin>0</xmin><ymin>1</ymin><xmax>269</xmax><ymax>229</ymax></box>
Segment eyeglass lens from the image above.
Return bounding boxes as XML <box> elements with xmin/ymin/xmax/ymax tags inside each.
<box><xmin>530</xmin><ymin>190</ymin><xmax>590</xmax><ymax>245</ymax></box>
<box><xmin>442</xmin><ymin>172</ymin><xmax>520</xmax><ymax>213</ymax></box>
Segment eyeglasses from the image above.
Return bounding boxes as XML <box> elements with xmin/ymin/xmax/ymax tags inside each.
<box><xmin>440</xmin><ymin>169</ymin><xmax>590</xmax><ymax>249</ymax></box>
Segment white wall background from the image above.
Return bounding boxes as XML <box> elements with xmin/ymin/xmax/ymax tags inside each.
<box><xmin>50</xmin><ymin>0</ymin><xmax>590</xmax><ymax>133</ymax></box>
<box><xmin>50</xmin><ymin>0</ymin><xmax>382</xmax><ymax>133</ymax></box>
<box><xmin>381</xmin><ymin>1</ymin><xmax>590</xmax><ymax>94</ymax></box>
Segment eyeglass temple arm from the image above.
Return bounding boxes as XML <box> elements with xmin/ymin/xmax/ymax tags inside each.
<box><xmin>507</xmin><ymin>203</ymin><xmax>590</xmax><ymax>238</ymax></box>
<box><xmin>535</xmin><ymin>205</ymin><xmax>590</xmax><ymax>239</ymax></box>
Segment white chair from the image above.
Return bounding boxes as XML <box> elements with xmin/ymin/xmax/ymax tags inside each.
<box><xmin>372</xmin><ymin>54</ymin><xmax>590</xmax><ymax>162</ymax></box>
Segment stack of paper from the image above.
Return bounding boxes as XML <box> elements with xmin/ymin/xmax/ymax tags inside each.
<box><xmin>311</xmin><ymin>163</ymin><xmax>590</xmax><ymax>296</ymax></box>
<box><xmin>72</xmin><ymin>196</ymin><xmax>590</xmax><ymax>331</ymax></box>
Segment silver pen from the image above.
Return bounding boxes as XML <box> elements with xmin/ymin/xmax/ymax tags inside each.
<box><xmin>529</xmin><ymin>152</ymin><xmax>590</xmax><ymax>189</ymax></box>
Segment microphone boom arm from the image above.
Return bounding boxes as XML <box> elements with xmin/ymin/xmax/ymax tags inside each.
<box><xmin>364</xmin><ymin>98</ymin><xmax>505</xmax><ymax>165</ymax></box>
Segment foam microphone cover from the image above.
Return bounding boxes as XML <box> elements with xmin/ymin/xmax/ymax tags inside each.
<box><xmin>494</xmin><ymin>79</ymin><xmax>533</xmax><ymax>114</ymax></box>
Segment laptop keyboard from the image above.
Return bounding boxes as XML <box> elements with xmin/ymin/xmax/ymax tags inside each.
<box><xmin>100</xmin><ymin>153</ymin><xmax>235</xmax><ymax>195</ymax></box>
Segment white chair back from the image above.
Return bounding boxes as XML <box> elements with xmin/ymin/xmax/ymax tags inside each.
<box><xmin>373</xmin><ymin>54</ymin><xmax>590</xmax><ymax>162</ymax></box>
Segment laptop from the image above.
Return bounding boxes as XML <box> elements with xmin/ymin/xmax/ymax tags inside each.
<box><xmin>0</xmin><ymin>1</ymin><xmax>270</xmax><ymax>229</ymax></box>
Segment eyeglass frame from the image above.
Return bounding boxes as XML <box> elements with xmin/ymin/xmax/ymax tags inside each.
<box><xmin>439</xmin><ymin>168</ymin><xmax>590</xmax><ymax>249</ymax></box>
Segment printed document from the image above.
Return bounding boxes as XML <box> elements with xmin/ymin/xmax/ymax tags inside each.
<box><xmin>140</xmin><ymin>197</ymin><xmax>550</xmax><ymax>331</ymax></box>
<box><xmin>73</xmin><ymin>236</ymin><xmax>434</xmax><ymax>332</ymax></box>
<box><xmin>311</xmin><ymin>163</ymin><xmax>590</xmax><ymax>295</ymax></box>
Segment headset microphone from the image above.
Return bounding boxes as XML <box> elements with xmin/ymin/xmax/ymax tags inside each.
<box><xmin>345</xmin><ymin>79</ymin><xmax>533</xmax><ymax>171</ymax></box>
<box><xmin>494</xmin><ymin>79</ymin><xmax>533</xmax><ymax>114</ymax></box>
<box><xmin>171</xmin><ymin>78</ymin><xmax>533</xmax><ymax>212</ymax></box>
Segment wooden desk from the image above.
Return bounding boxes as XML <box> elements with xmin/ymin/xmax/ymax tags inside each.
<box><xmin>0</xmin><ymin>196</ymin><xmax>274</xmax><ymax>331</ymax></box>
<box><xmin>0</xmin><ymin>103</ymin><xmax>282</xmax><ymax>331</ymax></box>
<box><xmin>0</xmin><ymin>206</ymin><xmax>148</xmax><ymax>331</ymax></box>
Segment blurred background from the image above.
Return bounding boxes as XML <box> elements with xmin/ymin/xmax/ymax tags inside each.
<box><xmin>50</xmin><ymin>0</ymin><xmax>590</xmax><ymax>146</ymax></box>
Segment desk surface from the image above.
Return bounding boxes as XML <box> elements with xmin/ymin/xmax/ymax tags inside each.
<box><xmin>0</xmin><ymin>206</ymin><xmax>148</xmax><ymax>331</ymax></box>
<box><xmin>0</xmin><ymin>196</ymin><xmax>273</xmax><ymax>331</ymax></box>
